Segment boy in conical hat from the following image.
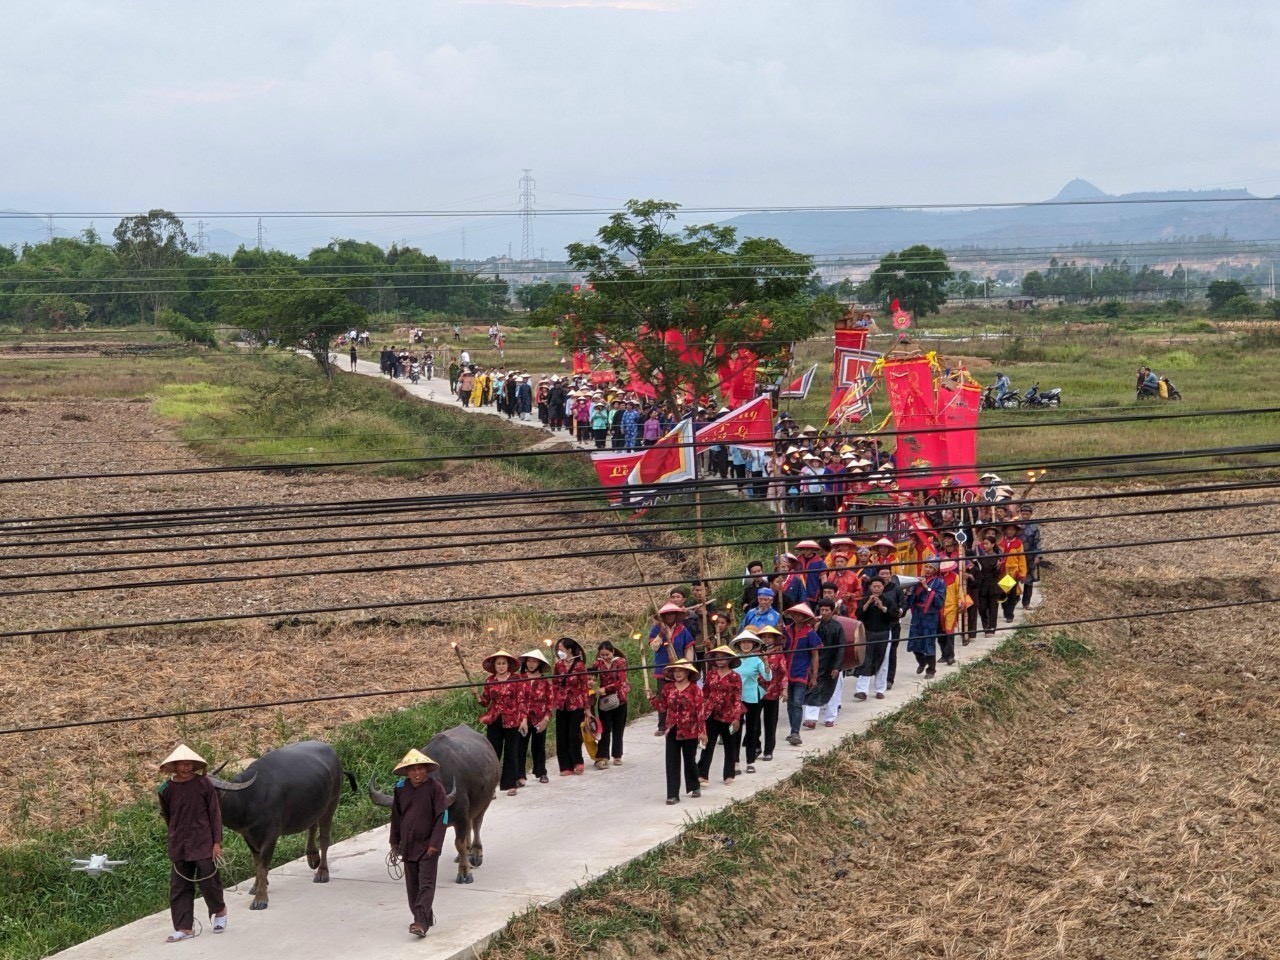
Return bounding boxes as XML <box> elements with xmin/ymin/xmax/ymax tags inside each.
<box><xmin>157</xmin><ymin>744</ymin><xmax>228</xmax><ymax>941</ymax></box>
<box><xmin>389</xmin><ymin>748</ymin><xmax>448</xmax><ymax>938</ymax></box>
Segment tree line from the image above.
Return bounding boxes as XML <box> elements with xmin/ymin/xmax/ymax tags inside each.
<box><xmin>0</xmin><ymin>210</ymin><xmax>510</xmax><ymax>337</ymax></box>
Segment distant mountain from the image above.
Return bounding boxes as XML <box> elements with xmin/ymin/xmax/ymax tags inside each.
<box><xmin>719</xmin><ymin>182</ymin><xmax>1280</xmax><ymax>256</ymax></box>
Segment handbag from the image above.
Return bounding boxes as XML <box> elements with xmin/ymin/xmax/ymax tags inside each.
<box><xmin>598</xmin><ymin>692</ymin><xmax>621</xmax><ymax>712</ymax></box>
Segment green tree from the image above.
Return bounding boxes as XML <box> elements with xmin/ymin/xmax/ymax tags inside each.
<box><xmin>541</xmin><ymin>199</ymin><xmax>838</xmax><ymax>408</ymax></box>
<box><xmin>516</xmin><ymin>280</ymin><xmax>571</xmax><ymax>313</ymax></box>
<box><xmin>863</xmin><ymin>244</ymin><xmax>953</xmax><ymax>316</ymax></box>
<box><xmin>112</xmin><ymin>209</ymin><xmax>196</xmax><ymax>322</ymax></box>
<box><xmin>1206</xmin><ymin>279</ymin><xmax>1249</xmax><ymax>312</ymax></box>
<box><xmin>242</xmin><ymin>283</ymin><xmax>367</xmax><ymax>379</ymax></box>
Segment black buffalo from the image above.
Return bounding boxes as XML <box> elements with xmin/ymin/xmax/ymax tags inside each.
<box><xmin>209</xmin><ymin>739</ymin><xmax>356</xmax><ymax>910</ymax></box>
<box><xmin>369</xmin><ymin>724</ymin><xmax>500</xmax><ymax>884</ymax></box>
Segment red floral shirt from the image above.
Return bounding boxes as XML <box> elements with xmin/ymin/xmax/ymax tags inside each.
<box><xmin>648</xmin><ymin>681</ymin><xmax>705</xmax><ymax>740</ymax></box>
<box><xmin>553</xmin><ymin>659</ymin><xmax>590</xmax><ymax>712</ymax></box>
<box><xmin>591</xmin><ymin>655</ymin><xmax>630</xmax><ymax>701</ymax></box>
<box><xmin>701</xmin><ymin>668</ymin><xmax>744</xmax><ymax>724</ymax></box>
<box><xmin>480</xmin><ymin>674</ymin><xmax>526</xmax><ymax>729</ymax></box>
<box><xmin>761</xmin><ymin>652</ymin><xmax>788</xmax><ymax>700</ymax></box>
<box><xmin>522</xmin><ymin>671</ymin><xmax>554</xmax><ymax>726</ymax></box>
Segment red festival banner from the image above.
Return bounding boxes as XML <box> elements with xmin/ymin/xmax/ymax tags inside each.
<box><xmin>695</xmin><ymin>394</ymin><xmax>773</xmax><ymax>450</ymax></box>
<box><xmin>882</xmin><ymin>354</ymin><xmax>946</xmax><ymax>491</ymax></box>
<box><xmin>936</xmin><ymin>377</ymin><xmax>983</xmax><ymax>488</ymax></box>
<box><xmin>590</xmin><ymin>449</ymin><xmax>645</xmax><ymax>503</ymax></box>
<box><xmin>714</xmin><ymin>346</ymin><xmax>759</xmax><ymax>408</ymax></box>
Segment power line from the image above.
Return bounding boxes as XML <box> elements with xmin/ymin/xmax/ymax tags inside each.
<box><xmin>3</xmin><ymin>591</ymin><xmax>1278</xmax><ymax>737</ymax></box>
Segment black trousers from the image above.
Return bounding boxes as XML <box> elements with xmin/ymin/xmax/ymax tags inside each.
<box><xmin>938</xmin><ymin>632</ymin><xmax>955</xmax><ymax>664</ymax></box>
<box><xmin>1001</xmin><ymin>590</ymin><xmax>1021</xmax><ymax>620</ymax></box>
<box><xmin>697</xmin><ymin>718</ymin><xmax>740</xmax><ymax>781</ymax></box>
<box><xmin>403</xmin><ymin>855</ymin><xmax>439</xmax><ymax>929</ymax></box>
<box><xmin>597</xmin><ymin>704</ymin><xmax>626</xmax><ymax>759</ymax></box>
<box><xmin>485</xmin><ymin>722</ymin><xmax>523</xmax><ymax>790</ymax></box>
<box><xmin>169</xmin><ymin>858</ymin><xmax>225</xmax><ymax>932</ymax></box>
<box><xmin>665</xmin><ymin>733</ymin><xmax>699</xmax><ymax>799</ymax></box>
<box><xmin>976</xmin><ymin>589</ymin><xmax>999</xmax><ymax>631</ymax></box>
<box><xmin>761</xmin><ymin>698</ymin><xmax>780</xmax><ymax>757</ymax></box>
<box><xmin>1022</xmin><ymin>575</ymin><xmax>1036</xmax><ymax>608</ymax></box>
<box><xmin>740</xmin><ymin>701</ymin><xmax>764</xmax><ymax>763</ymax></box>
<box><xmin>886</xmin><ymin>622</ymin><xmax>902</xmax><ymax>684</ymax></box>
<box><xmin>519</xmin><ymin>727</ymin><xmax>547</xmax><ymax>778</ymax></box>
<box><xmin>555</xmin><ymin>709</ymin><xmax>584</xmax><ymax>772</ymax></box>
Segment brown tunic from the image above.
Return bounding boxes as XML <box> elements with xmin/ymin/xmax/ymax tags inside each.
<box><xmin>390</xmin><ymin>777</ymin><xmax>449</xmax><ymax>862</ymax></box>
<box><xmin>158</xmin><ymin>776</ymin><xmax>223</xmax><ymax>861</ymax></box>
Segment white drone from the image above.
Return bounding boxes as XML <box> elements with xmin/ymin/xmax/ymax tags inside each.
<box><xmin>69</xmin><ymin>854</ymin><xmax>128</xmax><ymax>878</ymax></box>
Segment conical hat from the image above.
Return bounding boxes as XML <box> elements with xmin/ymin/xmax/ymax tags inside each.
<box><xmin>661</xmin><ymin>657</ymin><xmax>700</xmax><ymax>679</ymax></box>
<box><xmin>482</xmin><ymin>650</ymin><xmax>518</xmax><ymax>674</ymax></box>
<box><xmin>706</xmin><ymin>645</ymin><xmax>742</xmax><ymax>668</ymax></box>
<box><xmin>159</xmin><ymin>743</ymin><xmax>208</xmax><ymax>773</ymax></box>
<box><xmin>393</xmin><ymin>748</ymin><xmax>439</xmax><ymax>773</ymax></box>
<box><xmin>519</xmin><ymin>648</ymin><xmax>550</xmax><ymax>669</ymax></box>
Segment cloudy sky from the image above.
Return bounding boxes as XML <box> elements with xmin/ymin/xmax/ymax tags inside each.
<box><xmin>3</xmin><ymin>0</ymin><xmax>1277</xmax><ymax>257</ymax></box>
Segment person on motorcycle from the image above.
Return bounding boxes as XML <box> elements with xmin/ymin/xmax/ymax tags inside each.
<box><xmin>993</xmin><ymin>371</ymin><xmax>1011</xmax><ymax>403</ymax></box>
<box><xmin>1136</xmin><ymin>366</ymin><xmax>1160</xmax><ymax>398</ymax></box>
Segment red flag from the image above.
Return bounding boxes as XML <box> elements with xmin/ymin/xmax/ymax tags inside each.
<box><xmin>631</xmin><ymin>418</ymin><xmax>696</xmax><ymax>486</ymax></box>
<box><xmin>695</xmin><ymin>394</ymin><xmax>774</xmax><ymax>450</ymax></box>
<box><xmin>779</xmin><ymin>363</ymin><xmax>818</xmax><ymax>399</ymax></box>
<box><xmin>715</xmin><ymin>346</ymin><xmax>759</xmax><ymax>408</ymax></box>
<box><xmin>590</xmin><ymin>449</ymin><xmax>645</xmax><ymax>503</ymax></box>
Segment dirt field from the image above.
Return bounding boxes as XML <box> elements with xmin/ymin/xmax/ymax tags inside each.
<box><xmin>0</xmin><ymin>399</ymin><xmax>669</xmax><ymax>839</ymax></box>
<box><xmin>485</xmin><ymin>488</ymin><xmax>1280</xmax><ymax>960</ymax></box>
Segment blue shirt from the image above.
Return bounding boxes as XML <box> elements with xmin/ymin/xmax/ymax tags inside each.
<box><xmin>648</xmin><ymin>623</ymin><xmax>694</xmax><ymax>675</ymax></box>
<box><xmin>735</xmin><ymin>655</ymin><xmax>772</xmax><ymax>704</ymax></box>
<box><xmin>786</xmin><ymin>629</ymin><xmax>822</xmax><ymax>681</ymax></box>
<box><xmin>741</xmin><ymin>605</ymin><xmax>781</xmax><ymax>633</ymax></box>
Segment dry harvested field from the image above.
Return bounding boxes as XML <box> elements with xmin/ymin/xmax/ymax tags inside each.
<box><xmin>0</xmin><ymin>398</ymin><xmax>667</xmax><ymax>839</ymax></box>
<box><xmin>487</xmin><ymin>488</ymin><xmax>1280</xmax><ymax>960</ymax></box>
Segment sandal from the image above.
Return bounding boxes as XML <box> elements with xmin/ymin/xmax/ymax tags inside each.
<box><xmin>211</xmin><ymin>915</ymin><xmax>228</xmax><ymax>934</ymax></box>
<box><xmin>409</xmin><ymin>923</ymin><xmax>427</xmax><ymax>938</ymax></box>
<box><xmin>506</xmin><ymin>788</ymin><xmax>518</xmax><ymax>796</ymax></box>
<box><xmin>538</xmin><ymin>775</ymin><xmax>549</xmax><ymax>783</ymax></box>
<box><xmin>612</xmin><ymin>758</ymin><xmax>623</xmax><ymax>766</ymax></box>
<box><xmin>166</xmin><ymin>931</ymin><xmax>194</xmax><ymax>943</ymax></box>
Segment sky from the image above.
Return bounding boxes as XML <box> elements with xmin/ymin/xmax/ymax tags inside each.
<box><xmin>3</xmin><ymin>0</ymin><xmax>1278</xmax><ymax>258</ymax></box>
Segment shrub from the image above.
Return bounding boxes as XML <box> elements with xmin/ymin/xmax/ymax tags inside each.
<box><xmin>155</xmin><ymin>308</ymin><xmax>218</xmax><ymax>349</ymax></box>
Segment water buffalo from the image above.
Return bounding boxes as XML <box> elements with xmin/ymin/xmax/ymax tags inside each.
<box><xmin>369</xmin><ymin>724</ymin><xmax>500</xmax><ymax>884</ymax></box>
<box><xmin>209</xmin><ymin>739</ymin><xmax>356</xmax><ymax>910</ymax></box>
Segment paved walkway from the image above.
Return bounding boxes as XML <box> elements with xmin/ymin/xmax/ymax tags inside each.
<box><xmin>55</xmin><ymin>599</ymin><xmax>1038</xmax><ymax>960</ymax></box>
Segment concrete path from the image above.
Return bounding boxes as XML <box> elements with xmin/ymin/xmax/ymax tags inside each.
<box><xmin>55</xmin><ymin>601</ymin><xmax>1038</xmax><ymax>960</ymax></box>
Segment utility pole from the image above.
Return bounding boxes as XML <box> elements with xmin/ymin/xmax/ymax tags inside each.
<box><xmin>195</xmin><ymin>220</ymin><xmax>208</xmax><ymax>254</ymax></box>
<box><xmin>45</xmin><ymin>215</ymin><xmax>55</xmax><ymax>242</ymax></box>
<box><xmin>518</xmin><ymin>168</ymin><xmax>535</xmax><ymax>262</ymax></box>
<box><xmin>256</xmin><ymin>218</ymin><xmax>265</xmax><ymax>251</ymax></box>
<box><xmin>461</xmin><ymin>227</ymin><xmax>466</xmax><ymax>260</ymax></box>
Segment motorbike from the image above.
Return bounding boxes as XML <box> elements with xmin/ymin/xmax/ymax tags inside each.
<box><xmin>1137</xmin><ymin>376</ymin><xmax>1181</xmax><ymax>401</ymax></box>
<box><xmin>981</xmin><ymin>385</ymin><xmax>1022</xmax><ymax>410</ymax></box>
<box><xmin>1022</xmin><ymin>382</ymin><xmax>1062</xmax><ymax>408</ymax></box>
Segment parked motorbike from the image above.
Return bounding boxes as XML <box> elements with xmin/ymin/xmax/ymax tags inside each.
<box><xmin>981</xmin><ymin>385</ymin><xmax>1022</xmax><ymax>410</ymax></box>
<box><xmin>1022</xmin><ymin>382</ymin><xmax>1062</xmax><ymax>408</ymax></box>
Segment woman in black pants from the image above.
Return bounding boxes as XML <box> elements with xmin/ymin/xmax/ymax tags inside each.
<box><xmin>552</xmin><ymin>637</ymin><xmax>589</xmax><ymax>776</ymax></box>
<box><xmin>591</xmin><ymin>641</ymin><xmax>629</xmax><ymax>768</ymax></box>
<box><xmin>730</xmin><ymin>631</ymin><xmax>771</xmax><ymax>773</ymax></box>
<box><xmin>478</xmin><ymin>650</ymin><xmax>527</xmax><ymax>796</ymax></box>
<box><xmin>971</xmin><ymin>533</ymin><xmax>1003</xmax><ymax>636</ymax></box>
<box><xmin>647</xmin><ymin>659</ymin><xmax>706</xmax><ymax>804</ymax></box>
<box><xmin>518</xmin><ymin>649</ymin><xmax>553</xmax><ymax>784</ymax></box>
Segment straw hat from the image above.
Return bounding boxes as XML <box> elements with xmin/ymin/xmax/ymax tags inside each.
<box><xmin>159</xmin><ymin>743</ymin><xmax>208</xmax><ymax>774</ymax></box>
<box><xmin>873</xmin><ymin>537</ymin><xmax>896</xmax><ymax>550</ymax></box>
<box><xmin>662</xmin><ymin>658</ymin><xmax>700</xmax><ymax>679</ymax></box>
<box><xmin>393</xmin><ymin>748</ymin><xmax>439</xmax><ymax>773</ymax></box>
<box><xmin>730</xmin><ymin>630</ymin><xmax>762</xmax><ymax>653</ymax></box>
<box><xmin>482</xmin><ymin>649</ymin><xmax>518</xmax><ymax>674</ymax></box>
<box><xmin>784</xmin><ymin>602</ymin><xmax>817</xmax><ymax>621</ymax></box>
<box><xmin>753</xmin><ymin>624</ymin><xmax>783</xmax><ymax>647</ymax></box>
<box><xmin>706</xmin><ymin>645</ymin><xmax>742</xmax><ymax>668</ymax></box>
<box><xmin>795</xmin><ymin>539</ymin><xmax>821</xmax><ymax>552</ymax></box>
<box><xmin>520</xmin><ymin>648</ymin><xmax>551</xmax><ymax>669</ymax></box>
<box><xmin>657</xmin><ymin>601</ymin><xmax>686</xmax><ymax>617</ymax></box>
<box><xmin>800</xmin><ymin>424</ymin><xmax>819</xmax><ymax>435</ymax></box>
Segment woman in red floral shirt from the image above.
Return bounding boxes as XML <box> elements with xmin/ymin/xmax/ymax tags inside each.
<box><xmin>696</xmin><ymin>645</ymin><xmax>744</xmax><ymax>785</ymax></box>
<box><xmin>552</xmin><ymin>637</ymin><xmax>589</xmax><ymax>776</ymax></box>
<box><xmin>591</xmin><ymin>640</ymin><xmax>629</xmax><ymax>769</ymax></box>
<box><xmin>518</xmin><ymin>648</ymin><xmax>553</xmax><ymax>785</ymax></box>
<box><xmin>479</xmin><ymin>650</ymin><xmax>527</xmax><ymax>796</ymax></box>
<box><xmin>648</xmin><ymin>659</ymin><xmax>706</xmax><ymax>805</ymax></box>
<box><xmin>756</xmin><ymin>625</ymin><xmax>788</xmax><ymax>762</ymax></box>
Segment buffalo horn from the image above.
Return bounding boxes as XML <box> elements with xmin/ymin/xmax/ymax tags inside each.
<box><xmin>208</xmin><ymin>773</ymin><xmax>257</xmax><ymax>792</ymax></box>
<box><xmin>368</xmin><ymin>777</ymin><xmax>393</xmax><ymax>808</ymax></box>
<box><xmin>444</xmin><ymin>775</ymin><xmax>457</xmax><ymax>807</ymax></box>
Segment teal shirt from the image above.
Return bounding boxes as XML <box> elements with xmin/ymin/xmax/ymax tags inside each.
<box><xmin>734</xmin><ymin>655</ymin><xmax>772</xmax><ymax>704</ymax></box>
